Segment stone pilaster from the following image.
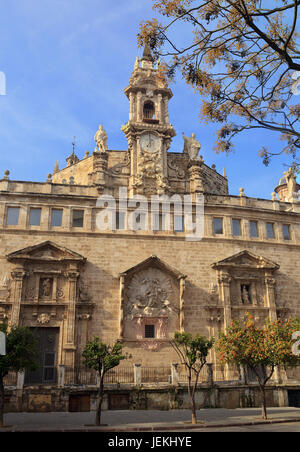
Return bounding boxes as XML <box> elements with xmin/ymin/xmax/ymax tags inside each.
<box><xmin>188</xmin><ymin>160</ymin><xmax>204</xmax><ymax>194</ymax></box>
<box><xmin>63</xmin><ymin>268</ymin><xmax>79</xmax><ymax>367</ymax></box>
<box><xmin>265</xmin><ymin>274</ymin><xmax>277</xmax><ymax>321</ymax></box>
<box><xmin>218</xmin><ymin>272</ymin><xmax>232</xmax><ymax>330</ymax></box>
<box><xmin>10</xmin><ymin>267</ymin><xmax>26</xmax><ymax>326</ymax></box>
<box><xmin>119</xmin><ymin>275</ymin><xmax>125</xmax><ymax>340</ymax></box>
<box><xmin>179</xmin><ymin>276</ymin><xmax>186</xmax><ymax>332</ymax></box>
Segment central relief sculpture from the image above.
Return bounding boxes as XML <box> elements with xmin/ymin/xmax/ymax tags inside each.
<box><xmin>126</xmin><ymin>268</ymin><xmax>173</xmax><ymax>318</ymax></box>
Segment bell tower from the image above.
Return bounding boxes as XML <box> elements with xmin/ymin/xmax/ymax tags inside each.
<box><xmin>122</xmin><ymin>45</ymin><xmax>176</xmax><ymax>196</ymax></box>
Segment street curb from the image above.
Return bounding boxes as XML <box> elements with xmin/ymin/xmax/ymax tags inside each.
<box><xmin>2</xmin><ymin>417</ymin><xmax>300</xmax><ymax>432</ymax></box>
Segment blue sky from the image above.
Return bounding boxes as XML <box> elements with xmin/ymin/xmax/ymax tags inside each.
<box><xmin>0</xmin><ymin>0</ymin><xmax>297</xmax><ymax>199</ymax></box>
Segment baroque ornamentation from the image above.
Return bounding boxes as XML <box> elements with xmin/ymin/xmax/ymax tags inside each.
<box><xmin>126</xmin><ymin>268</ymin><xmax>173</xmax><ymax>318</ymax></box>
<box><xmin>37</xmin><ymin>313</ymin><xmax>51</xmax><ymax>324</ymax></box>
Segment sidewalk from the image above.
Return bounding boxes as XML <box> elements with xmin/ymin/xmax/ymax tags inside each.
<box><xmin>2</xmin><ymin>407</ymin><xmax>300</xmax><ymax>431</ymax></box>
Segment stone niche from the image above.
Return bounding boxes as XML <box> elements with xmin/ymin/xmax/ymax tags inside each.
<box><xmin>212</xmin><ymin>250</ymin><xmax>280</xmax><ymax>326</ymax></box>
<box><xmin>119</xmin><ymin>256</ymin><xmax>186</xmax><ymax>351</ymax></box>
<box><xmin>6</xmin><ymin>240</ymin><xmax>92</xmax><ymax>367</ymax></box>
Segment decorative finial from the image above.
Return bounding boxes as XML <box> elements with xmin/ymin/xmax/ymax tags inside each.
<box><xmin>72</xmin><ymin>136</ymin><xmax>76</xmax><ymax>154</ymax></box>
<box><xmin>212</xmin><ymin>164</ymin><xmax>216</xmax><ymax>171</ymax></box>
<box><xmin>223</xmin><ymin>167</ymin><xmax>227</xmax><ymax>178</ymax></box>
<box><xmin>3</xmin><ymin>170</ymin><xmax>10</xmax><ymax>180</ymax></box>
<box><xmin>53</xmin><ymin>160</ymin><xmax>59</xmax><ymax>174</ymax></box>
<box><xmin>142</xmin><ymin>43</ymin><xmax>153</xmax><ymax>62</ymax></box>
<box><xmin>47</xmin><ymin>173</ymin><xmax>52</xmax><ymax>183</ymax></box>
<box><xmin>239</xmin><ymin>187</ymin><xmax>245</xmax><ymax>197</ymax></box>
<box><xmin>272</xmin><ymin>192</ymin><xmax>277</xmax><ymax>201</ymax></box>
<box><xmin>85</xmin><ymin>151</ymin><xmax>90</xmax><ymax>159</ymax></box>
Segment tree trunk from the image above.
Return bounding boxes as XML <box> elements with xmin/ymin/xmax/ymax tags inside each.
<box><xmin>0</xmin><ymin>376</ymin><xmax>4</xmax><ymax>428</ymax></box>
<box><xmin>95</xmin><ymin>375</ymin><xmax>104</xmax><ymax>426</ymax></box>
<box><xmin>259</xmin><ymin>384</ymin><xmax>268</xmax><ymax>420</ymax></box>
<box><xmin>187</xmin><ymin>371</ymin><xmax>197</xmax><ymax>424</ymax></box>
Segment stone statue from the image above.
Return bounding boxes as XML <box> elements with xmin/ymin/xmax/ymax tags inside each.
<box><xmin>182</xmin><ymin>132</ymin><xmax>201</xmax><ymax>160</ymax></box>
<box><xmin>94</xmin><ymin>125</ymin><xmax>108</xmax><ymax>152</ymax></box>
<box><xmin>284</xmin><ymin>167</ymin><xmax>299</xmax><ymax>202</ymax></box>
<box><xmin>40</xmin><ymin>278</ymin><xmax>52</xmax><ymax>298</ymax></box>
<box><xmin>241</xmin><ymin>285</ymin><xmax>250</xmax><ymax>304</ymax></box>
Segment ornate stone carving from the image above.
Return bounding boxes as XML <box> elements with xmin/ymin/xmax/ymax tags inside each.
<box><xmin>37</xmin><ymin>313</ymin><xmax>51</xmax><ymax>324</ymax></box>
<box><xmin>126</xmin><ymin>268</ymin><xmax>173</xmax><ymax>318</ymax></box>
<box><xmin>134</xmin><ymin>151</ymin><xmax>169</xmax><ymax>195</ymax></box>
<box><xmin>78</xmin><ymin>281</ymin><xmax>92</xmax><ymax>302</ymax></box>
<box><xmin>167</xmin><ymin>156</ymin><xmax>186</xmax><ymax>179</ymax></box>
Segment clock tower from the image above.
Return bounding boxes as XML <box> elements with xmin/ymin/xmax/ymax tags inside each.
<box><xmin>122</xmin><ymin>45</ymin><xmax>176</xmax><ymax>196</ymax></box>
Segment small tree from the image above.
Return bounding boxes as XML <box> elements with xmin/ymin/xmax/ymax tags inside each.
<box><xmin>82</xmin><ymin>337</ymin><xmax>130</xmax><ymax>426</ymax></box>
<box><xmin>0</xmin><ymin>323</ymin><xmax>39</xmax><ymax>427</ymax></box>
<box><xmin>217</xmin><ymin>314</ymin><xmax>300</xmax><ymax>419</ymax></box>
<box><xmin>170</xmin><ymin>331</ymin><xmax>214</xmax><ymax>424</ymax></box>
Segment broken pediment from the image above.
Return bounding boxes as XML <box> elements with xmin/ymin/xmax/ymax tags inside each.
<box><xmin>120</xmin><ymin>255</ymin><xmax>186</xmax><ymax>280</ymax></box>
<box><xmin>6</xmin><ymin>241</ymin><xmax>86</xmax><ymax>264</ymax></box>
<box><xmin>211</xmin><ymin>250</ymin><xmax>279</xmax><ymax>271</ymax></box>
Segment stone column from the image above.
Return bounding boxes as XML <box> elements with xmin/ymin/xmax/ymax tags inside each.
<box><xmin>119</xmin><ymin>275</ymin><xmax>125</xmax><ymax>340</ymax></box>
<box><xmin>164</xmin><ymin>96</ymin><xmax>169</xmax><ymax>124</ymax></box>
<box><xmin>206</xmin><ymin>363</ymin><xmax>213</xmax><ymax>386</ymax></box>
<box><xmin>10</xmin><ymin>268</ymin><xmax>26</xmax><ymax>326</ymax></box>
<box><xmin>63</xmin><ymin>268</ymin><xmax>79</xmax><ymax>367</ymax></box>
<box><xmin>179</xmin><ymin>276</ymin><xmax>186</xmax><ymax>333</ymax></box>
<box><xmin>134</xmin><ymin>363</ymin><xmax>142</xmax><ymax>386</ymax></box>
<box><xmin>0</xmin><ymin>203</ymin><xmax>5</xmax><ymax>228</ymax></box>
<box><xmin>129</xmin><ymin>92</ymin><xmax>134</xmax><ymax>121</ymax></box>
<box><xmin>58</xmin><ymin>364</ymin><xmax>66</xmax><ymax>388</ymax></box>
<box><xmin>265</xmin><ymin>275</ymin><xmax>277</xmax><ymax>321</ymax></box>
<box><xmin>264</xmin><ymin>274</ymin><xmax>284</xmax><ymax>382</ymax></box>
<box><xmin>218</xmin><ymin>272</ymin><xmax>232</xmax><ymax>381</ymax></box>
<box><xmin>218</xmin><ymin>272</ymin><xmax>232</xmax><ymax>330</ymax></box>
<box><xmin>171</xmin><ymin>363</ymin><xmax>179</xmax><ymax>386</ymax></box>
<box><xmin>157</xmin><ymin>93</ymin><xmax>162</xmax><ymax>122</ymax></box>
<box><xmin>16</xmin><ymin>371</ymin><xmax>25</xmax><ymax>411</ymax></box>
<box><xmin>137</xmin><ymin>91</ymin><xmax>142</xmax><ymax>121</ymax></box>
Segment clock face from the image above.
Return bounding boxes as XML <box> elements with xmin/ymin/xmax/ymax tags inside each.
<box><xmin>139</xmin><ymin>133</ymin><xmax>160</xmax><ymax>153</ymax></box>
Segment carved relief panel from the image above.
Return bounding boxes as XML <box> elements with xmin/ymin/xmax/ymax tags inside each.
<box><xmin>120</xmin><ymin>256</ymin><xmax>186</xmax><ymax>350</ymax></box>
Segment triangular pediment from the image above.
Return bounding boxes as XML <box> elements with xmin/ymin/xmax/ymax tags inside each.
<box><xmin>211</xmin><ymin>250</ymin><xmax>279</xmax><ymax>270</ymax></box>
<box><xmin>120</xmin><ymin>255</ymin><xmax>186</xmax><ymax>280</ymax></box>
<box><xmin>7</xmin><ymin>241</ymin><xmax>86</xmax><ymax>263</ymax></box>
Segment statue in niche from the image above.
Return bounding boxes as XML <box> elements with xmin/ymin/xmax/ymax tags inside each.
<box><xmin>182</xmin><ymin>132</ymin><xmax>201</xmax><ymax>160</ymax></box>
<box><xmin>40</xmin><ymin>278</ymin><xmax>53</xmax><ymax>298</ymax></box>
<box><xmin>94</xmin><ymin>124</ymin><xmax>108</xmax><ymax>153</ymax></box>
<box><xmin>241</xmin><ymin>284</ymin><xmax>251</xmax><ymax>304</ymax></box>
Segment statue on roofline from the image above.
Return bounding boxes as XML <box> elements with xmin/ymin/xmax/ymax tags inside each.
<box><xmin>182</xmin><ymin>132</ymin><xmax>201</xmax><ymax>160</ymax></box>
<box><xmin>94</xmin><ymin>124</ymin><xmax>108</xmax><ymax>153</ymax></box>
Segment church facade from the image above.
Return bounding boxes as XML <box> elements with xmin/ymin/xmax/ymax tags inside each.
<box><xmin>1</xmin><ymin>46</ymin><xmax>300</xmax><ymax>411</ymax></box>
